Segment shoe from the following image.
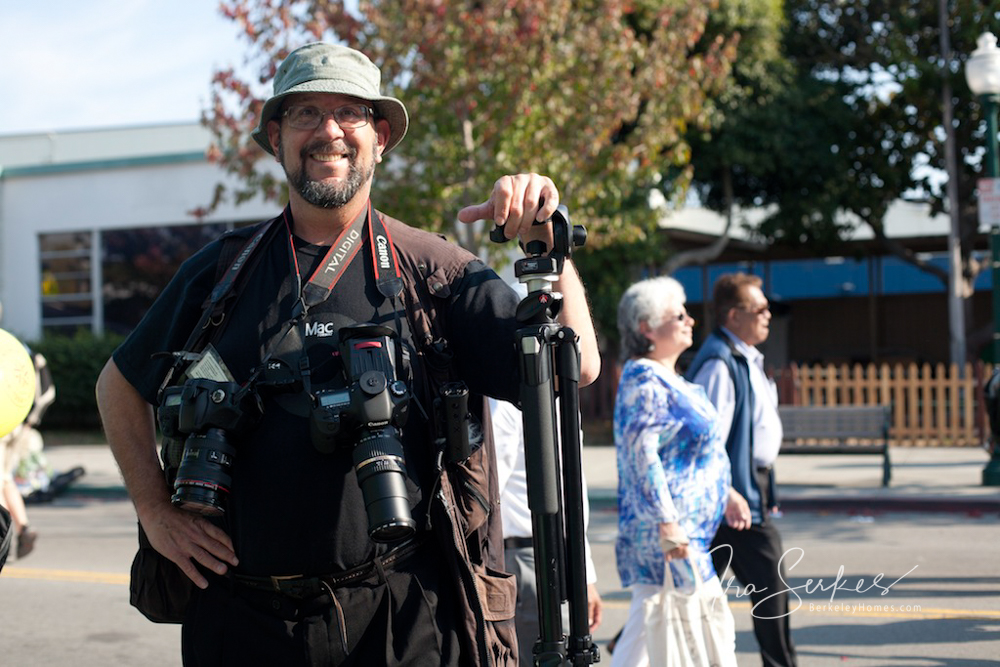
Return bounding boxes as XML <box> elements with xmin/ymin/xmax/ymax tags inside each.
<box><xmin>16</xmin><ymin>526</ymin><xmax>37</xmax><ymax>559</ymax></box>
<box><xmin>606</xmin><ymin>626</ymin><xmax>623</xmax><ymax>655</ymax></box>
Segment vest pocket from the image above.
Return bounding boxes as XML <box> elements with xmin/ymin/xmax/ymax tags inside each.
<box><xmin>452</xmin><ymin>443</ymin><xmax>491</xmax><ymax>537</ymax></box>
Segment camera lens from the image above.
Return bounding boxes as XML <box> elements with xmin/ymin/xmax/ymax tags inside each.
<box><xmin>352</xmin><ymin>428</ymin><xmax>416</xmax><ymax>542</ymax></box>
<box><xmin>171</xmin><ymin>428</ymin><xmax>235</xmax><ymax>516</ymax></box>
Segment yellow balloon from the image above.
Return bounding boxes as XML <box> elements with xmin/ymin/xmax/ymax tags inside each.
<box><xmin>0</xmin><ymin>328</ymin><xmax>36</xmax><ymax>438</ymax></box>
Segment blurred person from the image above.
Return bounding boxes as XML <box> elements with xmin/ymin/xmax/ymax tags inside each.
<box><xmin>687</xmin><ymin>272</ymin><xmax>797</xmax><ymax>667</ymax></box>
<box><xmin>489</xmin><ymin>396</ymin><xmax>603</xmax><ymax>663</ymax></box>
<box><xmin>0</xmin><ymin>350</ymin><xmax>54</xmax><ymax>560</ymax></box>
<box><xmin>0</xmin><ymin>444</ymin><xmax>35</xmax><ymax>559</ymax></box>
<box><xmin>0</xmin><ymin>504</ymin><xmax>10</xmax><ymax>570</ymax></box>
<box><xmin>610</xmin><ymin>276</ymin><xmax>733</xmax><ymax>666</ymax></box>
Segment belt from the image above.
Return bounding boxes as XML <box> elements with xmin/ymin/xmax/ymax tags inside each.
<box><xmin>231</xmin><ymin>536</ymin><xmax>426</xmax><ymax>601</ymax></box>
<box><xmin>504</xmin><ymin>536</ymin><xmax>533</xmax><ymax>550</ymax></box>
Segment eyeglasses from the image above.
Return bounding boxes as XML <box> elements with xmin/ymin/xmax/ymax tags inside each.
<box><xmin>283</xmin><ymin>104</ymin><xmax>375</xmax><ymax>131</ymax></box>
<box><xmin>739</xmin><ymin>304</ymin><xmax>770</xmax><ymax>316</ymax></box>
<box><xmin>664</xmin><ymin>311</ymin><xmax>693</xmax><ymax>324</ymax></box>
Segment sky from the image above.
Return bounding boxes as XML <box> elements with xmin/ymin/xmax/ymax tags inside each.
<box><xmin>0</xmin><ymin>1</ymin><xmax>249</xmax><ymax>136</ymax></box>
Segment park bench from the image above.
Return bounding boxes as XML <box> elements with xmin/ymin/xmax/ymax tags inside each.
<box><xmin>778</xmin><ymin>405</ymin><xmax>892</xmax><ymax>486</ymax></box>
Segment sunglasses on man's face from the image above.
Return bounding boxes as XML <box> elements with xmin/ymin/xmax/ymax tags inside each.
<box><xmin>738</xmin><ymin>305</ymin><xmax>770</xmax><ymax>316</ymax></box>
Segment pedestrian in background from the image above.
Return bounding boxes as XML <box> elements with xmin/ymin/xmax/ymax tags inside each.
<box><xmin>0</xmin><ymin>348</ymin><xmax>54</xmax><ymax>561</ymax></box>
<box><xmin>687</xmin><ymin>272</ymin><xmax>798</xmax><ymax>667</ymax></box>
<box><xmin>610</xmin><ymin>276</ymin><xmax>733</xmax><ymax>666</ymax></box>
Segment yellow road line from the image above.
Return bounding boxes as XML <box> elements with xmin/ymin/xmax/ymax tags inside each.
<box><xmin>788</xmin><ymin>604</ymin><xmax>1000</xmax><ymax>620</ymax></box>
<box><xmin>601</xmin><ymin>598</ymin><xmax>1000</xmax><ymax>620</ymax></box>
<box><xmin>6</xmin><ymin>569</ymin><xmax>999</xmax><ymax>622</ymax></box>
<box><xmin>1</xmin><ymin>566</ymin><xmax>129</xmax><ymax>585</ymax></box>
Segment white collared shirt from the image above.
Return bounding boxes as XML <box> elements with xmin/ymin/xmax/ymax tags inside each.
<box><xmin>690</xmin><ymin>328</ymin><xmax>783</xmax><ymax>468</ymax></box>
<box><xmin>489</xmin><ymin>397</ymin><xmax>597</xmax><ymax>584</ymax></box>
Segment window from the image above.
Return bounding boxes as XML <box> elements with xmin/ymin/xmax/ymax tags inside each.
<box><xmin>101</xmin><ymin>224</ymin><xmax>229</xmax><ymax>334</ymax></box>
<box><xmin>41</xmin><ymin>222</ymin><xmax>244</xmax><ymax>337</ymax></box>
<box><xmin>40</xmin><ymin>232</ymin><xmax>94</xmax><ymax>334</ymax></box>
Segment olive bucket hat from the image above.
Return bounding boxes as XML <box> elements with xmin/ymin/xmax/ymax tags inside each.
<box><xmin>251</xmin><ymin>42</ymin><xmax>408</xmax><ymax>155</ymax></box>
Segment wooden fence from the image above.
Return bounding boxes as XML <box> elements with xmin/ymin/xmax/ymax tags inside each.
<box><xmin>772</xmin><ymin>361</ymin><xmax>989</xmax><ymax>447</ymax></box>
<box><xmin>580</xmin><ymin>359</ymin><xmax>992</xmax><ymax>447</ymax></box>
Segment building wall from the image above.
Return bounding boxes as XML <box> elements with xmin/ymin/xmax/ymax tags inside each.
<box><xmin>0</xmin><ymin>124</ymin><xmax>280</xmax><ymax>340</ymax></box>
<box><xmin>780</xmin><ymin>291</ymin><xmax>994</xmax><ymax>365</ymax></box>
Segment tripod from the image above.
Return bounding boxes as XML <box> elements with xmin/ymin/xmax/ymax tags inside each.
<box><xmin>492</xmin><ymin>206</ymin><xmax>599</xmax><ymax>666</ymax></box>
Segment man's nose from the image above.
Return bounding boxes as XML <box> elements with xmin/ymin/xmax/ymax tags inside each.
<box><xmin>314</xmin><ymin>116</ymin><xmax>346</xmax><ymax>139</ymax></box>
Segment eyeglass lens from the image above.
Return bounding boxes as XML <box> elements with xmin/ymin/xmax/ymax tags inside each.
<box><xmin>285</xmin><ymin>104</ymin><xmax>372</xmax><ymax>130</ymax></box>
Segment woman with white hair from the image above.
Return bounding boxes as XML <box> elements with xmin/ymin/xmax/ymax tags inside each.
<box><xmin>609</xmin><ymin>276</ymin><xmax>734</xmax><ymax>666</ymax></box>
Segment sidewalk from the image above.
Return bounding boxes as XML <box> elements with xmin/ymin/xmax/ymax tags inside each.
<box><xmin>583</xmin><ymin>444</ymin><xmax>1000</xmax><ymax>513</ymax></box>
<box><xmin>36</xmin><ymin>440</ymin><xmax>1000</xmax><ymax>513</ymax></box>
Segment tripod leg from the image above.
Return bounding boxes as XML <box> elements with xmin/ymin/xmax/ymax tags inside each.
<box><xmin>519</xmin><ymin>327</ymin><xmax>567</xmax><ymax>666</ymax></box>
<box><xmin>555</xmin><ymin>332</ymin><xmax>599</xmax><ymax>665</ymax></box>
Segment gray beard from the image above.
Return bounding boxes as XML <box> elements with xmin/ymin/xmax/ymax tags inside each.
<box><xmin>281</xmin><ymin>138</ymin><xmax>376</xmax><ymax>209</ymax></box>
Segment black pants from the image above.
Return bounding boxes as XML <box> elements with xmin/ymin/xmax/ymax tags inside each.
<box><xmin>181</xmin><ymin>540</ymin><xmax>462</xmax><ymax>666</ymax></box>
<box><xmin>711</xmin><ymin>471</ymin><xmax>797</xmax><ymax>667</ymax></box>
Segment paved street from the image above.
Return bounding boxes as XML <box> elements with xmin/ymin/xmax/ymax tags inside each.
<box><xmin>589</xmin><ymin>508</ymin><xmax>1000</xmax><ymax>666</ymax></box>
<box><xmin>1</xmin><ymin>444</ymin><xmax>998</xmax><ymax>666</ymax></box>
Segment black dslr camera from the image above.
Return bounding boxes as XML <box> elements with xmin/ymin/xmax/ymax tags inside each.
<box><xmin>311</xmin><ymin>323</ymin><xmax>416</xmax><ymax>542</ymax></box>
<box><xmin>158</xmin><ymin>379</ymin><xmax>262</xmax><ymax>516</ymax></box>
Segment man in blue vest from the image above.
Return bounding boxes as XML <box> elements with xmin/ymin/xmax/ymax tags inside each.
<box><xmin>687</xmin><ymin>272</ymin><xmax>796</xmax><ymax>667</ymax></box>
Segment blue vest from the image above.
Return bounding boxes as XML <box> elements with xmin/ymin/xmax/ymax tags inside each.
<box><xmin>686</xmin><ymin>329</ymin><xmax>769</xmax><ymax>523</ymax></box>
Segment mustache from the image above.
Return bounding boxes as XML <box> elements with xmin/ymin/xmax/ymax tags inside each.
<box><xmin>303</xmin><ymin>140</ymin><xmax>357</xmax><ymax>159</ymax></box>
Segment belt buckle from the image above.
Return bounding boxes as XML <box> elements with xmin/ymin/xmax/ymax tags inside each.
<box><xmin>270</xmin><ymin>574</ymin><xmax>303</xmax><ymax>592</ymax></box>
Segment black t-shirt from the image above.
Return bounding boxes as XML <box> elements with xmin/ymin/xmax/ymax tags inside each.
<box><xmin>114</xmin><ymin>212</ymin><xmax>521</xmax><ymax>575</ymax></box>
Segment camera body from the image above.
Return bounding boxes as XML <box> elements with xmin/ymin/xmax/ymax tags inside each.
<box><xmin>158</xmin><ymin>378</ymin><xmax>262</xmax><ymax>516</ymax></box>
<box><xmin>157</xmin><ymin>323</ymin><xmax>416</xmax><ymax>542</ymax></box>
<box><xmin>310</xmin><ymin>323</ymin><xmax>416</xmax><ymax>542</ymax></box>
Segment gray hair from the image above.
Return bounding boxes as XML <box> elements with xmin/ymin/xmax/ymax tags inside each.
<box><xmin>617</xmin><ymin>276</ymin><xmax>687</xmax><ymax>359</ymax></box>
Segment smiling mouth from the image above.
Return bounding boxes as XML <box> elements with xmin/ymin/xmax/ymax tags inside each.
<box><xmin>310</xmin><ymin>152</ymin><xmax>348</xmax><ymax>163</ymax></box>
<box><xmin>306</xmin><ymin>141</ymin><xmax>355</xmax><ymax>164</ymax></box>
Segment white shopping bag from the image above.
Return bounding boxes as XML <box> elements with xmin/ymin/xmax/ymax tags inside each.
<box><xmin>642</xmin><ymin>559</ymin><xmax>737</xmax><ymax>667</ymax></box>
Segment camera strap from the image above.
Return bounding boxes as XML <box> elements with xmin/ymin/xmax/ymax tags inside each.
<box><xmin>287</xmin><ymin>199</ymin><xmax>403</xmax><ymax>311</ymax></box>
<box><xmin>280</xmin><ymin>201</ymin><xmax>408</xmax><ymax>399</ymax></box>
<box><xmin>156</xmin><ymin>217</ymin><xmax>282</xmax><ymax>401</ymax></box>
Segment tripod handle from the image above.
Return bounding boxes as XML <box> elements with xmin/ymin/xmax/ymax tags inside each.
<box><xmin>489</xmin><ymin>217</ymin><xmax>548</xmax><ymax>244</ymax></box>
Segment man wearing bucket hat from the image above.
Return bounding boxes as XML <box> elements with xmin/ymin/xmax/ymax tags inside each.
<box><xmin>97</xmin><ymin>42</ymin><xmax>599</xmax><ymax>666</ymax></box>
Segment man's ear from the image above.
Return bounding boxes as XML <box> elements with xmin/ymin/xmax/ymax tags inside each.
<box><xmin>374</xmin><ymin>118</ymin><xmax>391</xmax><ymax>163</ymax></box>
<box><xmin>266</xmin><ymin>120</ymin><xmax>282</xmax><ymax>159</ymax></box>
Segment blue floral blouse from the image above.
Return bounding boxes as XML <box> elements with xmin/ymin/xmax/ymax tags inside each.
<box><xmin>614</xmin><ymin>358</ymin><xmax>731</xmax><ymax>587</ymax></box>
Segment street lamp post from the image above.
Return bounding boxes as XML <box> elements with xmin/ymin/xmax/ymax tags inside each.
<box><xmin>966</xmin><ymin>31</ymin><xmax>1000</xmax><ymax>486</ymax></box>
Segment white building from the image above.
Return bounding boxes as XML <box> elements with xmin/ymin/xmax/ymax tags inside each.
<box><xmin>0</xmin><ymin>123</ymin><xmax>279</xmax><ymax>341</ymax></box>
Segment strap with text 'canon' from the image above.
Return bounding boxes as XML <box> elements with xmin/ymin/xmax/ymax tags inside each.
<box><xmin>369</xmin><ymin>206</ymin><xmax>403</xmax><ymax>300</ymax></box>
<box><xmin>292</xmin><ymin>200</ymin><xmax>402</xmax><ymax>310</ymax></box>
<box><xmin>369</xmin><ymin>207</ymin><xmax>406</xmax><ymax>373</ymax></box>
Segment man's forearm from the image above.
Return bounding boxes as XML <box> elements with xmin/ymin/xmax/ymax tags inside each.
<box><xmin>554</xmin><ymin>259</ymin><xmax>600</xmax><ymax>386</ymax></box>
<box><xmin>95</xmin><ymin>358</ymin><xmax>171</xmax><ymax>521</ymax></box>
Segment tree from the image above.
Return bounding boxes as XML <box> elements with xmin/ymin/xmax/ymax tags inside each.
<box><xmin>203</xmin><ymin>0</ymin><xmax>735</xmax><ymax>256</ymax></box>
<box><xmin>672</xmin><ymin>0</ymin><xmax>790</xmax><ymax>273</ymax></box>
<box><xmin>687</xmin><ymin>0</ymin><xmax>1000</xmax><ymax>360</ymax></box>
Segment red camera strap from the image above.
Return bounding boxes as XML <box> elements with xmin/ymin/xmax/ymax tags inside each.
<box><xmin>283</xmin><ymin>199</ymin><xmax>402</xmax><ymax>312</ymax></box>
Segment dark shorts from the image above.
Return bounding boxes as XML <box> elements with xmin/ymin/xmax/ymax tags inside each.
<box><xmin>181</xmin><ymin>539</ymin><xmax>462</xmax><ymax>666</ymax></box>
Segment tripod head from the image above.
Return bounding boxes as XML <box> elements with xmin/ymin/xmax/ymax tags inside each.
<box><xmin>491</xmin><ymin>205</ymin><xmax>587</xmax><ymax>323</ymax></box>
